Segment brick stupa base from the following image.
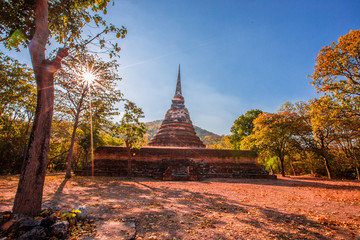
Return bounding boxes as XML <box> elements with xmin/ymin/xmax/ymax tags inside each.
<box><xmin>75</xmin><ymin>146</ymin><xmax>276</xmax><ymax>180</ymax></box>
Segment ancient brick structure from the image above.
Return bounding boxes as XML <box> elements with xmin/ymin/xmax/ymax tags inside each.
<box><xmin>76</xmin><ymin>66</ymin><xmax>276</xmax><ymax>180</ymax></box>
<box><xmin>87</xmin><ymin>146</ymin><xmax>275</xmax><ymax>180</ymax></box>
<box><xmin>148</xmin><ymin>65</ymin><xmax>205</xmax><ymax>148</ymax></box>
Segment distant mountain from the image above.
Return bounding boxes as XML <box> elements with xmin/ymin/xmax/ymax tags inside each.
<box><xmin>144</xmin><ymin>120</ymin><xmax>228</xmax><ymax>148</ymax></box>
<box><xmin>145</xmin><ymin>120</ymin><xmax>163</xmax><ymax>141</ymax></box>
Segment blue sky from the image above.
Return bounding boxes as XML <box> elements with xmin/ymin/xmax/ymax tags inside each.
<box><xmin>103</xmin><ymin>0</ymin><xmax>360</xmax><ymax>134</ymax></box>
<box><xmin>104</xmin><ymin>0</ymin><xmax>360</xmax><ymax>135</ymax></box>
<box><xmin>2</xmin><ymin>0</ymin><xmax>360</xmax><ymax>135</ymax></box>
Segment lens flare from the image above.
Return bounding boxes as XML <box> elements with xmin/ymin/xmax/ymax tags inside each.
<box><xmin>83</xmin><ymin>71</ymin><xmax>96</xmax><ymax>85</ymax></box>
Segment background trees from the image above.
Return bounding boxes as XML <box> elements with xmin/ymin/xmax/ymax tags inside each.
<box><xmin>310</xmin><ymin>30</ymin><xmax>360</xmax><ymax>179</ymax></box>
<box><xmin>0</xmin><ymin>52</ymin><xmax>36</xmax><ymax>174</ymax></box>
<box><xmin>227</xmin><ymin>30</ymin><xmax>360</xmax><ymax>180</ymax></box>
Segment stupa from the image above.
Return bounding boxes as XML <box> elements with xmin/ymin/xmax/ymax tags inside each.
<box><xmin>148</xmin><ymin>65</ymin><xmax>205</xmax><ymax>148</ymax></box>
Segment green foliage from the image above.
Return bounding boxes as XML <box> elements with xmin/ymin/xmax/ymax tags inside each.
<box><xmin>230</xmin><ymin>109</ymin><xmax>263</xmax><ymax>150</ymax></box>
<box><xmin>0</xmin><ymin>0</ymin><xmax>127</xmax><ymax>57</ymax></box>
<box><xmin>112</xmin><ymin>101</ymin><xmax>146</xmax><ymax>177</ymax></box>
<box><xmin>0</xmin><ymin>52</ymin><xmax>36</xmax><ymax>121</ymax></box>
<box><xmin>113</xmin><ymin>101</ymin><xmax>147</xmax><ymax>150</ymax></box>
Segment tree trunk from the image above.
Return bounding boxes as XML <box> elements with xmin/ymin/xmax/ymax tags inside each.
<box><xmin>269</xmin><ymin>165</ymin><xmax>274</xmax><ymax>175</ymax></box>
<box><xmin>65</xmin><ymin>115</ymin><xmax>80</xmax><ymax>179</ymax></box>
<box><xmin>304</xmin><ymin>153</ymin><xmax>315</xmax><ymax>176</ymax></box>
<box><xmin>83</xmin><ymin>149</ymin><xmax>89</xmax><ymax>168</ymax></box>
<box><xmin>354</xmin><ymin>157</ymin><xmax>360</xmax><ymax>181</ymax></box>
<box><xmin>279</xmin><ymin>156</ymin><xmax>285</xmax><ymax>177</ymax></box>
<box><xmin>290</xmin><ymin>159</ymin><xmax>296</xmax><ymax>176</ymax></box>
<box><xmin>13</xmin><ymin>66</ymin><xmax>53</xmax><ymax>216</ymax></box>
<box><xmin>125</xmin><ymin>141</ymin><xmax>132</xmax><ymax>178</ymax></box>
<box><xmin>12</xmin><ymin>0</ymin><xmax>68</xmax><ymax>217</ymax></box>
<box><xmin>323</xmin><ymin>156</ymin><xmax>332</xmax><ymax>179</ymax></box>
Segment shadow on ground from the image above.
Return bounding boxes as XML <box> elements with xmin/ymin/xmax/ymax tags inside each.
<box><xmin>41</xmin><ymin>175</ymin><xmax>358</xmax><ymax>239</ymax></box>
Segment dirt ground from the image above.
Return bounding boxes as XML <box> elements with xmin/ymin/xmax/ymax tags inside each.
<box><xmin>1</xmin><ymin>174</ymin><xmax>360</xmax><ymax>240</ymax></box>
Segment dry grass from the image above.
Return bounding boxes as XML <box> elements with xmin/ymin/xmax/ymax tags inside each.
<box><xmin>1</xmin><ymin>174</ymin><xmax>360</xmax><ymax>239</ymax></box>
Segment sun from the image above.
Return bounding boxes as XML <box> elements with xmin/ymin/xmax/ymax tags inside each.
<box><xmin>82</xmin><ymin>71</ymin><xmax>96</xmax><ymax>86</ymax></box>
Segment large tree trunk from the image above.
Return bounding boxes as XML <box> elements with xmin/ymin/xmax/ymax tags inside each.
<box><xmin>13</xmin><ymin>64</ymin><xmax>54</xmax><ymax>216</ymax></box>
<box><xmin>12</xmin><ymin>0</ymin><xmax>68</xmax><ymax>217</ymax></box>
<box><xmin>65</xmin><ymin>115</ymin><xmax>80</xmax><ymax>179</ymax></box>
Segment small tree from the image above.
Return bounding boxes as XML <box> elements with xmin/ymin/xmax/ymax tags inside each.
<box><xmin>229</xmin><ymin>109</ymin><xmax>263</xmax><ymax>150</ymax></box>
<box><xmin>113</xmin><ymin>101</ymin><xmax>146</xmax><ymax>178</ymax></box>
<box><xmin>244</xmin><ymin>111</ymin><xmax>298</xmax><ymax>177</ymax></box>
<box><xmin>307</xmin><ymin>97</ymin><xmax>340</xmax><ymax>179</ymax></box>
<box><xmin>55</xmin><ymin>52</ymin><xmax>122</xmax><ymax>178</ymax></box>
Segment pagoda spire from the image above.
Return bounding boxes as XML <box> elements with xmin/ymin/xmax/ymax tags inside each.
<box><xmin>148</xmin><ymin>65</ymin><xmax>205</xmax><ymax>148</ymax></box>
<box><xmin>174</xmin><ymin>64</ymin><xmax>183</xmax><ymax>99</ymax></box>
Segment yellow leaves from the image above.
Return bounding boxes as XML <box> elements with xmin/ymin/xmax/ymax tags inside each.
<box><xmin>84</xmin><ymin>16</ymin><xmax>91</xmax><ymax>23</ymax></box>
<box><xmin>311</xmin><ymin>29</ymin><xmax>360</xmax><ymax>96</ymax></box>
<box><xmin>148</xmin><ymin>200</ymin><xmax>162</xmax><ymax>207</ymax></box>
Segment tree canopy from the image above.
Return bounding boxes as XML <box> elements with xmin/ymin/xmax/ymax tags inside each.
<box><xmin>55</xmin><ymin>52</ymin><xmax>123</xmax><ymax>178</ymax></box>
<box><xmin>311</xmin><ymin>30</ymin><xmax>360</xmax><ymax>116</ymax></box>
<box><xmin>0</xmin><ymin>0</ymin><xmax>127</xmax><ymax>56</ymax></box>
<box><xmin>229</xmin><ymin>109</ymin><xmax>263</xmax><ymax>150</ymax></box>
